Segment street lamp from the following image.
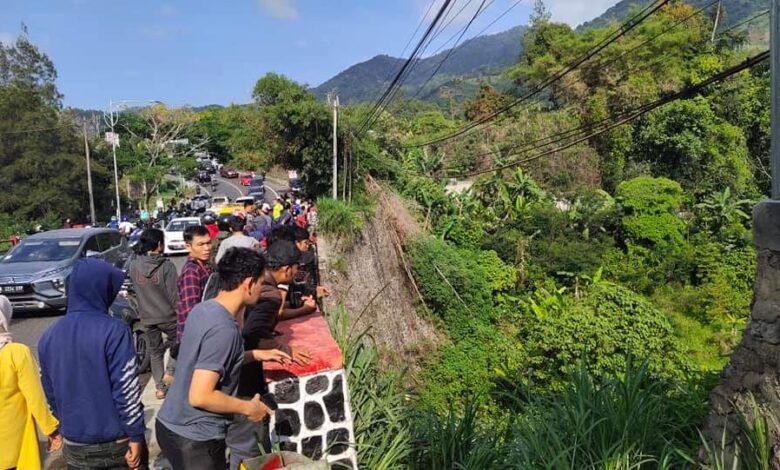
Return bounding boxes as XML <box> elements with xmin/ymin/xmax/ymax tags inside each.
<box><xmin>104</xmin><ymin>99</ymin><xmax>163</xmax><ymax>221</ymax></box>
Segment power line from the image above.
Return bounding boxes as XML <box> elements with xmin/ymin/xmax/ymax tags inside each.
<box><xmin>455</xmin><ymin>50</ymin><xmax>769</xmax><ymax>177</ymax></box>
<box><xmin>413</xmin><ymin>0</ymin><xmax>492</xmax><ymax>99</ymax></box>
<box><xmin>357</xmin><ymin>0</ymin><xmax>456</xmax><ymax>135</ymax></box>
<box><xmin>443</xmin><ymin>0</ymin><xmax>733</xmax><ymax>165</ymax></box>
<box><xmin>408</xmin><ymin>0</ymin><xmax>672</xmax><ymax>147</ymax></box>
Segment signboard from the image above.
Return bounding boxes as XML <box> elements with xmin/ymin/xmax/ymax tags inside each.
<box><xmin>104</xmin><ymin>132</ymin><xmax>120</xmax><ymax>147</ymax></box>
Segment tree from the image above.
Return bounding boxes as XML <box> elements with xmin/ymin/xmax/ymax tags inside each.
<box><xmin>463</xmin><ymin>85</ymin><xmax>512</xmax><ymax>122</ymax></box>
<box><xmin>252</xmin><ymin>73</ymin><xmax>337</xmax><ymax>195</ymax></box>
<box><xmin>120</xmin><ymin>105</ymin><xmax>198</xmax><ymax>208</ymax></box>
<box><xmin>0</xmin><ymin>34</ymin><xmax>113</xmax><ymax>222</ymax></box>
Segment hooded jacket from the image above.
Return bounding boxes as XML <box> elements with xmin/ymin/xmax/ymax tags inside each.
<box><xmin>38</xmin><ymin>259</ymin><xmax>145</xmax><ymax>444</ymax></box>
<box><xmin>129</xmin><ymin>253</ymin><xmax>178</xmax><ymax>326</ymax></box>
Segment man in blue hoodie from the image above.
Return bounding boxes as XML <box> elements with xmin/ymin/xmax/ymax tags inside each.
<box><xmin>39</xmin><ymin>258</ymin><xmax>147</xmax><ymax>469</ymax></box>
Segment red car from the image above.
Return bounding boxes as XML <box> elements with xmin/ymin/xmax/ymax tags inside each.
<box><xmin>239</xmin><ymin>174</ymin><xmax>253</xmax><ymax>186</ymax></box>
<box><xmin>220</xmin><ymin>168</ymin><xmax>239</xmax><ymax>178</ymax></box>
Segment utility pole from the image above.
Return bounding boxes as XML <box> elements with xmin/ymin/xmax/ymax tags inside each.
<box><xmin>83</xmin><ymin>124</ymin><xmax>96</xmax><ymax>225</ymax></box>
<box><xmin>329</xmin><ymin>93</ymin><xmax>339</xmax><ymax>200</ymax></box>
<box><xmin>105</xmin><ymin>99</ymin><xmax>122</xmax><ymax>220</ymax></box>
<box><xmin>710</xmin><ymin>0</ymin><xmax>723</xmax><ymax>43</ymax></box>
<box><xmin>772</xmin><ymin>0</ymin><xmax>780</xmax><ymax>198</ymax></box>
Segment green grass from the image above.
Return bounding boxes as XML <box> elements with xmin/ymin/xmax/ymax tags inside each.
<box><xmin>316</xmin><ymin>197</ymin><xmax>370</xmax><ymax>249</ymax></box>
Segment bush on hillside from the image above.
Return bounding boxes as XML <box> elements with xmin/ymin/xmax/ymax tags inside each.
<box><xmin>516</xmin><ymin>282</ymin><xmax>690</xmax><ymax>393</ymax></box>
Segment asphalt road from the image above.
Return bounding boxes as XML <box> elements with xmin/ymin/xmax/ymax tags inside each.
<box><xmin>12</xmin><ymin>174</ymin><xmax>287</xmax><ymax>357</ymax></box>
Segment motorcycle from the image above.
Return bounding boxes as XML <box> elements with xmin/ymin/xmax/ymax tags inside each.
<box><xmin>109</xmin><ymin>263</ymin><xmax>151</xmax><ymax>373</ymax></box>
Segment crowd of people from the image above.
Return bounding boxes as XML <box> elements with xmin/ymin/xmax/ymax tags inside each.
<box><xmin>0</xmin><ymin>195</ymin><xmax>331</xmax><ymax>469</ymax></box>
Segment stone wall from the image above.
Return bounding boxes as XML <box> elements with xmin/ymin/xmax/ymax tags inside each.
<box><xmin>269</xmin><ymin>370</ymin><xmax>357</xmax><ymax>468</ymax></box>
<box><xmin>264</xmin><ymin>313</ymin><xmax>357</xmax><ymax>468</ymax></box>
<box><xmin>700</xmin><ymin>201</ymin><xmax>780</xmax><ymax>465</ymax></box>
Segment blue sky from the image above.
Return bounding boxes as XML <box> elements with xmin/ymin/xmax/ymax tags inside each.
<box><xmin>0</xmin><ymin>0</ymin><xmax>618</xmax><ymax>109</ymax></box>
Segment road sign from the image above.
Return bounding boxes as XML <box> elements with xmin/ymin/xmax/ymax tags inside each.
<box><xmin>104</xmin><ymin>132</ymin><xmax>120</xmax><ymax>147</ymax></box>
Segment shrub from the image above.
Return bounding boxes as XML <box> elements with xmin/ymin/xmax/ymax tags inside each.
<box><xmin>316</xmin><ymin>197</ymin><xmax>366</xmax><ymax>249</ymax></box>
<box><xmin>615</xmin><ymin>176</ymin><xmax>687</xmax><ymax>249</ymax></box>
<box><xmin>329</xmin><ymin>307</ymin><xmax>411</xmax><ymax>469</ymax></box>
<box><xmin>517</xmin><ymin>282</ymin><xmax>689</xmax><ymax>392</ymax></box>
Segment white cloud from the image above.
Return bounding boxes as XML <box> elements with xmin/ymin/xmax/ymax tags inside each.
<box><xmin>0</xmin><ymin>32</ymin><xmax>14</xmax><ymax>46</ymax></box>
<box><xmin>545</xmin><ymin>0</ymin><xmax>622</xmax><ymax>26</ymax></box>
<box><xmin>256</xmin><ymin>0</ymin><xmax>299</xmax><ymax>20</ymax></box>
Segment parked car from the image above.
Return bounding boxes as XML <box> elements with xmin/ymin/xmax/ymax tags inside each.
<box><xmin>163</xmin><ymin>217</ymin><xmax>201</xmax><ymax>255</ymax></box>
<box><xmin>211</xmin><ymin>194</ymin><xmax>230</xmax><ymax>212</ymax></box>
<box><xmin>196</xmin><ymin>170</ymin><xmax>212</xmax><ymax>184</ymax></box>
<box><xmin>289</xmin><ymin>177</ymin><xmax>302</xmax><ymax>195</ymax></box>
<box><xmin>235</xmin><ymin>196</ymin><xmax>257</xmax><ymax>207</ymax></box>
<box><xmin>0</xmin><ymin>228</ymin><xmax>129</xmax><ymax>312</ymax></box>
<box><xmin>220</xmin><ymin>167</ymin><xmax>239</xmax><ymax>178</ymax></box>
<box><xmin>248</xmin><ymin>186</ymin><xmax>265</xmax><ymax>203</ymax></box>
<box><xmin>239</xmin><ymin>174</ymin><xmax>253</xmax><ymax>186</ymax></box>
<box><xmin>200</xmin><ymin>161</ymin><xmax>217</xmax><ymax>174</ymax></box>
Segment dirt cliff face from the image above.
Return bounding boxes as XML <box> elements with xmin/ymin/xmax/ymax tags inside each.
<box><xmin>319</xmin><ymin>181</ymin><xmax>440</xmax><ymax>370</ymax></box>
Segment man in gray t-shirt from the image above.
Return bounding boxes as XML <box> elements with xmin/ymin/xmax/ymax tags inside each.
<box><xmin>215</xmin><ymin>215</ymin><xmax>260</xmax><ymax>264</ymax></box>
<box><xmin>155</xmin><ymin>248</ymin><xmax>290</xmax><ymax>470</ymax></box>
<box><xmin>157</xmin><ymin>299</ymin><xmax>244</xmax><ymax>440</ymax></box>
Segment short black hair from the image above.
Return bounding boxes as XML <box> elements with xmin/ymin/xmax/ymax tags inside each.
<box><xmin>184</xmin><ymin>225</ymin><xmax>210</xmax><ymax>243</ymax></box>
<box><xmin>218</xmin><ymin>247</ymin><xmax>265</xmax><ymax>291</ymax></box>
<box><xmin>267</xmin><ymin>226</ymin><xmax>295</xmax><ymax>245</ymax></box>
<box><xmin>265</xmin><ymin>240</ymin><xmax>301</xmax><ymax>269</ymax></box>
<box><xmin>137</xmin><ymin>228</ymin><xmax>164</xmax><ymax>254</ymax></box>
<box><xmin>228</xmin><ymin>215</ymin><xmax>245</xmax><ymax>232</ymax></box>
<box><xmin>292</xmin><ymin>226</ymin><xmax>310</xmax><ymax>242</ymax></box>
<box><xmin>243</xmin><ymin>200</ymin><xmax>254</xmax><ymax>209</ymax></box>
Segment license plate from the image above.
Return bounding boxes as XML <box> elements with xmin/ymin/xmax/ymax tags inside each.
<box><xmin>1</xmin><ymin>285</ymin><xmax>24</xmax><ymax>293</ymax></box>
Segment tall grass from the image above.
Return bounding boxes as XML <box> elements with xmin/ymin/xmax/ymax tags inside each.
<box><xmin>506</xmin><ymin>360</ymin><xmax>707</xmax><ymax>469</ymax></box>
<box><xmin>329</xmin><ymin>304</ymin><xmax>773</xmax><ymax>470</ymax></box>
<box><xmin>316</xmin><ymin>198</ymin><xmax>367</xmax><ymax>249</ymax></box>
<box><xmin>329</xmin><ymin>306</ymin><xmax>411</xmax><ymax>469</ymax></box>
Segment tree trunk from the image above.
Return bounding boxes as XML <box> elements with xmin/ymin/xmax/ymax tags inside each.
<box><xmin>700</xmin><ymin>201</ymin><xmax>780</xmax><ymax>465</ymax></box>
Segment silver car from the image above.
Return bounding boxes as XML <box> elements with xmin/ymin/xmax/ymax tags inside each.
<box><xmin>0</xmin><ymin>228</ymin><xmax>129</xmax><ymax>312</ymax></box>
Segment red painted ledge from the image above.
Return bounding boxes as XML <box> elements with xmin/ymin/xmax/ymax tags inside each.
<box><xmin>264</xmin><ymin>312</ymin><xmax>344</xmax><ymax>382</ymax></box>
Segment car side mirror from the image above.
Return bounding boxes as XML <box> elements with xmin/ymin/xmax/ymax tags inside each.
<box><xmin>85</xmin><ymin>250</ymin><xmax>101</xmax><ymax>258</ymax></box>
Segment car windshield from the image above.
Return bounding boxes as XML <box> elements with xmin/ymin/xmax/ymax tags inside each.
<box><xmin>213</xmin><ymin>197</ymin><xmax>228</xmax><ymax>203</ymax></box>
<box><xmin>166</xmin><ymin>220</ymin><xmax>200</xmax><ymax>232</ymax></box>
<box><xmin>2</xmin><ymin>238</ymin><xmax>81</xmax><ymax>263</ymax></box>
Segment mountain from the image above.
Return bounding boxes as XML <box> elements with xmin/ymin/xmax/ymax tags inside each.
<box><xmin>313</xmin><ymin>25</ymin><xmax>525</xmax><ymax>104</ymax></box>
<box><xmin>581</xmin><ymin>0</ymin><xmax>767</xmax><ymax>31</ymax></box>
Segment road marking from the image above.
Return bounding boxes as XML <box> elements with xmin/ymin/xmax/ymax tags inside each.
<box><xmin>265</xmin><ymin>184</ymin><xmax>279</xmax><ymax>199</ymax></box>
<box><xmin>217</xmin><ymin>177</ymin><xmax>245</xmax><ymax>199</ymax></box>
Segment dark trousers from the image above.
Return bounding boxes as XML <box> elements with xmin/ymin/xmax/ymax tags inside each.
<box><xmin>145</xmin><ymin>321</ymin><xmax>176</xmax><ymax>390</ymax></box>
<box><xmin>63</xmin><ymin>440</ymin><xmax>128</xmax><ymax>470</ymax></box>
<box><xmin>156</xmin><ymin>420</ymin><xmax>226</xmax><ymax>470</ymax></box>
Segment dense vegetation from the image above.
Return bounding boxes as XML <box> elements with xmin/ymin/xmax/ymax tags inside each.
<box><xmin>329</xmin><ymin>2</ymin><xmax>771</xmax><ymax>467</ymax></box>
<box><xmin>1</xmin><ymin>0</ymin><xmax>773</xmax><ymax>465</ymax></box>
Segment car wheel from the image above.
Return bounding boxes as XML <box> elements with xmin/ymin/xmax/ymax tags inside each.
<box><xmin>134</xmin><ymin>330</ymin><xmax>151</xmax><ymax>373</ymax></box>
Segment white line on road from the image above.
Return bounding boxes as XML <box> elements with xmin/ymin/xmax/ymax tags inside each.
<box><xmin>218</xmin><ymin>178</ymin><xmax>245</xmax><ymax>199</ymax></box>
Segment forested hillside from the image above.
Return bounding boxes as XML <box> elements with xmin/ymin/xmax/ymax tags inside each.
<box><xmin>583</xmin><ymin>0</ymin><xmax>767</xmax><ymax>30</ymax></box>
<box><xmin>312</xmin><ymin>26</ymin><xmax>524</xmax><ymax>104</ymax></box>
<box><xmin>316</xmin><ymin>1</ymin><xmax>773</xmax><ymax>466</ymax></box>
